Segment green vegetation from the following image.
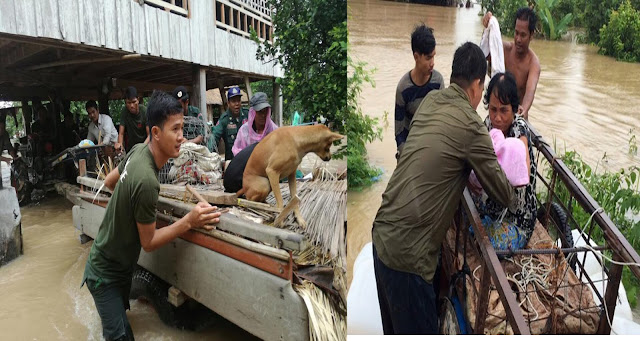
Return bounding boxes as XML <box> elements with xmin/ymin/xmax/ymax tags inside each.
<box><xmin>251</xmin><ymin>0</ymin><xmax>385</xmax><ymax>189</ymax></box>
<box><xmin>537</xmin><ymin>0</ymin><xmax>573</xmax><ymax>40</ymax></box>
<box><xmin>540</xmin><ymin>147</ymin><xmax>640</xmax><ymax>306</ymax></box>
<box><xmin>598</xmin><ymin>0</ymin><xmax>640</xmax><ymax>62</ymax></box>
<box><xmin>346</xmin><ymin>56</ymin><xmax>383</xmax><ymax>190</ymax></box>
<box><xmin>252</xmin><ymin>0</ymin><xmax>347</xmax><ymax>134</ymax></box>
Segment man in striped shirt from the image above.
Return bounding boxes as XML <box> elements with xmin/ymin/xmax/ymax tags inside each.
<box><xmin>395</xmin><ymin>24</ymin><xmax>444</xmax><ymax>160</ymax></box>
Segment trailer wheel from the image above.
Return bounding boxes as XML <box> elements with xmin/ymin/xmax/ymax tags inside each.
<box><xmin>130</xmin><ymin>266</ymin><xmax>221</xmax><ymax>331</ymax></box>
<box><xmin>538</xmin><ymin>202</ymin><xmax>576</xmax><ymax>272</ymax></box>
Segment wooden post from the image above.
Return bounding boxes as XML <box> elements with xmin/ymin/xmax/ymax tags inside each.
<box><xmin>474</xmin><ymin>265</ymin><xmax>491</xmax><ymax>334</ymax></box>
<box><xmin>244</xmin><ymin>76</ymin><xmax>253</xmax><ymax>99</ymax></box>
<box><xmin>21</xmin><ymin>101</ymin><xmax>32</xmax><ymax>135</ymax></box>
<box><xmin>192</xmin><ymin>66</ymin><xmax>207</xmax><ymax>122</ymax></box>
<box><xmin>99</xmin><ymin>91</ymin><xmax>109</xmax><ymax>115</ymax></box>
<box><xmin>218</xmin><ymin>80</ymin><xmax>228</xmax><ymax>111</ymax></box>
<box><xmin>272</xmin><ymin>80</ymin><xmax>282</xmax><ymax>126</ymax></box>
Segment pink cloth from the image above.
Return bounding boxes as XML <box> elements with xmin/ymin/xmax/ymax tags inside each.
<box><xmin>470</xmin><ymin>128</ymin><xmax>529</xmax><ymax>189</ymax></box>
<box><xmin>232</xmin><ymin>107</ymin><xmax>278</xmax><ymax>155</ymax></box>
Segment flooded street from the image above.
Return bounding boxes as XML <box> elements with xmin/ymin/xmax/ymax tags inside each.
<box><xmin>347</xmin><ymin>0</ymin><xmax>640</xmax><ymax>288</ymax></box>
<box><xmin>0</xmin><ymin>197</ymin><xmax>256</xmax><ymax>340</ymax></box>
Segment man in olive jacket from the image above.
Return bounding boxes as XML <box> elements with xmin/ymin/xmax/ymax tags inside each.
<box><xmin>372</xmin><ymin>42</ymin><xmax>517</xmax><ymax>335</ymax></box>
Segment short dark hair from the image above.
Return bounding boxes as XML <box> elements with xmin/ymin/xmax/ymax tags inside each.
<box><xmin>411</xmin><ymin>24</ymin><xmax>436</xmax><ymax>55</ymax></box>
<box><xmin>484</xmin><ymin>72</ymin><xmax>519</xmax><ymax>114</ymax></box>
<box><xmin>147</xmin><ymin>90</ymin><xmax>183</xmax><ymax>130</ymax></box>
<box><xmin>124</xmin><ymin>86</ymin><xmax>138</xmax><ymax>100</ymax></box>
<box><xmin>85</xmin><ymin>100</ymin><xmax>98</xmax><ymax>111</ymax></box>
<box><xmin>515</xmin><ymin>7</ymin><xmax>537</xmax><ymax>34</ymax></box>
<box><xmin>450</xmin><ymin>42</ymin><xmax>487</xmax><ymax>89</ymax></box>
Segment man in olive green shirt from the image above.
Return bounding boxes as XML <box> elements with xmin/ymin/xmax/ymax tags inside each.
<box><xmin>82</xmin><ymin>91</ymin><xmax>221</xmax><ymax>341</ymax></box>
<box><xmin>212</xmin><ymin>86</ymin><xmax>248</xmax><ymax>160</ymax></box>
<box><xmin>173</xmin><ymin>86</ymin><xmax>206</xmax><ymax>145</ymax></box>
<box><xmin>372</xmin><ymin>42</ymin><xmax>516</xmax><ymax>335</ymax></box>
<box><xmin>116</xmin><ymin>86</ymin><xmax>149</xmax><ymax>152</ymax></box>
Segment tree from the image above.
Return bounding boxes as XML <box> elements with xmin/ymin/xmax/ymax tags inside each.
<box><xmin>253</xmin><ymin>0</ymin><xmax>347</xmax><ymax>134</ymax></box>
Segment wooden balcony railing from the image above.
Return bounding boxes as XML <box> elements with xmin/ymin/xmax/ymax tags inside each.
<box><xmin>215</xmin><ymin>0</ymin><xmax>273</xmax><ymax>41</ymax></box>
<box><xmin>143</xmin><ymin>0</ymin><xmax>189</xmax><ymax>17</ymax></box>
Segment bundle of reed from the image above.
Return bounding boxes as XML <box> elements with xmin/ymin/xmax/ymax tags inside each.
<box><xmin>295</xmin><ymin>281</ymin><xmax>346</xmax><ymax>341</ymax></box>
<box><xmin>265</xmin><ymin>179</ymin><xmax>347</xmax><ymax>262</ymax></box>
<box><xmin>95</xmin><ymin>156</ymin><xmax>114</xmax><ymax>180</ymax></box>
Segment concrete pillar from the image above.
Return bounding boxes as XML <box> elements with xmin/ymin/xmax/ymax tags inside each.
<box><xmin>192</xmin><ymin>66</ymin><xmax>207</xmax><ymax>121</ymax></box>
<box><xmin>272</xmin><ymin>80</ymin><xmax>283</xmax><ymax>127</ymax></box>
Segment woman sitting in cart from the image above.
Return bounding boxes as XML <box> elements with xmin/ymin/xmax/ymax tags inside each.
<box><xmin>470</xmin><ymin>72</ymin><xmax>537</xmax><ymax>250</ymax></box>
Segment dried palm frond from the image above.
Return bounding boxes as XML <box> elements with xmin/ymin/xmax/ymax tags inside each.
<box><xmin>265</xmin><ymin>179</ymin><xmax>347</xmax><ymax>262</ymax></box>
<box><xmin>295</xmin><ymin>281</ymin><xmax>346</xmax><ymax>341</ymax></box>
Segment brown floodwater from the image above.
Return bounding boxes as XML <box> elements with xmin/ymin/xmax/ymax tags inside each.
<box><xmin>347</xmin><ymin>0</ymin><xmax>640</xmax><ymax>288</ymax></box>
<box><xmin>0</xmin><ymin>197</ymin><xmax>258</xmax><ymax>340</ymax></box>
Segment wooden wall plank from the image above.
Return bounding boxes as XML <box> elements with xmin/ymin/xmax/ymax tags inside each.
<box><xmin>207</xmin><ymin>1</ymin><xmax>217</xmax><ymax>66</ymax></box>
<box><xmin>145</xmin><ymin>6</ymin><xmax>159</xmax><ymax>56</ymax></box>
<box><xmin>104</xmin><ymin>0</ymin><xmax>118</xmax><ymax>49</ymax></box>
<box><xmin>188</xmin><ymin>0</ymin><xmax>203</xmax><ymax>65</ymax></box>
<box><xmin>0</xmin><ymin>1</ymin><xmax>17</xmax><ymax>34</ymax></box>
<box><xmin>14</xmin><ymin>0</ymin><xmax>37</xmax><ymax>37</ymax></box>
<box><xmin>130</xmin><ymin>1</ymin><xmax>147</xmax><ymax>54</ymax></box>
<box><xmin>169</xmin><ymin>14</ymin><xmax>180</xmax><ymax>60</ymax></box>
<box><xmin>116</xmin><ymin>0</ymin><xmax>132</xmax><ymax>51</ymax></box>
<box><xmin>82</xmin><ymin>0</ymin><xmax>100</xmax><ymax>46</ymax></box>
<box><xmin>179</xmin><ymin>17</ymin><xmax>190</xmax><ymax>61</ymax></box>
<box><xmin>158</xmin><ymin>10</ymin><xmax>171</xmax><ymax>58</ymax></box>
<box><xmin>98</xmin><ymin>0</ymin><xmax>107</xmax><ymax>47</ymax></box>
<box><xmin>130</xmin><ymin>0</ymin><xmax>140</xmax><ymax>53</ymax></box>
<box><xmin>35</xmin><ymin>0</ymin><xmax>61</xmax><ymax>39</ymax></box>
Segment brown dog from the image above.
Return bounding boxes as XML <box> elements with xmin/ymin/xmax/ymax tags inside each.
<box><xmin>238</xmin><ymin>125</ymin><xmax>344</xmax><ymax>228</ymax></box>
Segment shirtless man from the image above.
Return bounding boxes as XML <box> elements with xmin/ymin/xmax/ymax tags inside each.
<box><xmin>483</xmin><ymin>7</ymin><xmax>540</xmax><ymax>120</ymax></box>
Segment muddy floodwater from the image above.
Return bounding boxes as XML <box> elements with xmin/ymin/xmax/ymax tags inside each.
<box><xmin>0</xmin><ymin>197</ymin><xmax>258</xmax><ymax>340</ymax></box>
<box><xmin>346</xmin><ymin>0</ymin><xmax>640</xmax><ymax>295</ymax></box>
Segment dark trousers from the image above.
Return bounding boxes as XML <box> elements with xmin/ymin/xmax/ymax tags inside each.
<box><xmin>86</xmin><ymin>279</ymin><xmax>135</xmax><ymax>341</ymax></box>
<box><xmin>373</xmin><ymin>245</ymin><xmax>438</xmax><ymax>334</ymax></box>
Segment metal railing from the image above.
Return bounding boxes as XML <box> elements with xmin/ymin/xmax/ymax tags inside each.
<box><xmin>444</xmin><ymin>122</ymin><xmax>640</xmax><ymax>334</ymax></box>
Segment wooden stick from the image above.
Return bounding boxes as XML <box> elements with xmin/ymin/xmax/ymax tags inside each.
<box><xmin>186</xmin><ymin>184</ymin><xmax>208</xmax><ymax>203</ymax></box>
<box><xmin>274</xmin><ymin>196</ymin><xmax>300</xmax><ymax>227</ymax></box>
<box><xmin>237</xmin><ymin>198</ymin><xmax>282</xmax><ymax>213</ymax></box>
<box><xmin>186</xmin><ymin>184</ymin><xmax>217</xmax><ymax>230</ymax></box>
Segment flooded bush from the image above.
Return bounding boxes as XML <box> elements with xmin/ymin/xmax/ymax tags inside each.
<box><xmin>585</xmin><ymin>0</ymin><xmax>640</xmax><ymax>44</ymax></box>
<box><xmin>598</xmin><ymin>0</ymin><xmax>640</xmax><ymax>62</ymax></box>
<box><xmin>346</xmin><ymin>56</ymin><xmax>383</xmax><ymax>190</ymax></box>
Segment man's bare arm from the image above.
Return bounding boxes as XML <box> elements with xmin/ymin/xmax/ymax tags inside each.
<box><xmin>104</xmin><ymin>167</ymin><xmax>120</xmax><ymax>191</ymax></box>
<box><xmin>137</xmin><ymin>202</ymin><xmax>220</xmax><ymax>252</ymax></box>
<box><xmin>521</xmin><ymin>55</ymin><xmax>541</xmax><ymax>120</ymax></box>
<box><xmin>115</xmin><ymin>125</ymin><xmax>125</xmax><ymax>151</ymax></box>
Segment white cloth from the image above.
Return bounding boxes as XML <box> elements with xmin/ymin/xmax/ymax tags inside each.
<box><xmin>168</xmin><ymin>142</ymin><xmax>223</xmax><ymax>184</ymax></box>
<box><xmin>87</xmin><ymin>114</ymin><xmax>118</xmax><ymax>146</ymax></box>
<box><xmin>347</xmin><ymin>242</ymin><xmax>383</xmax><ymax>335</ymax></box>
<box><xmin>480</xmin><ymin>16</ymin><xmax>505</xmax><ymax>77</ymax></box>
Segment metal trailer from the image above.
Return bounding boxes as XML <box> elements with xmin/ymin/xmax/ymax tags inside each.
<box><xmin>59</xmin><ymin>175</ymin><xmax>311</xmax><ymax>341</ymax></box>
<box><xmin>439</xmin><ymin>122</ymin><xmax>640</xmax><ymax>335</ymax></box>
